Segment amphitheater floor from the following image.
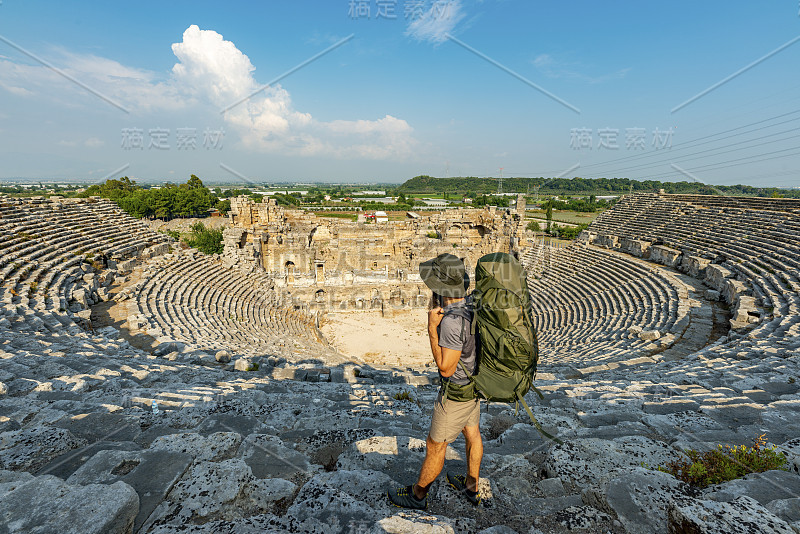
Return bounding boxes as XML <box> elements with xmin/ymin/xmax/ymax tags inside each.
<box><xmin>320</xmin><ymin>309</ymin><xmax>433</xmax><ymax>368</ymax></box>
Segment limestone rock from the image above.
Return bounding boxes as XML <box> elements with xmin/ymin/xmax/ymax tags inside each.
<box><xmin>149</xmin><ymin>431</ymin><xmax>242</xmax><ymax>462</ymax></box>
<box><xmin>287</xmin><ymin>469</ymin><xmax>397</xmax><ymax>525</ymax></box>
<box><xmin>553</xmin><ymin>505</ymin><xmax>613</xmax><ymax>531</ymax></box>
<box><xmin>603</xmin><ymin>468</ymin><xmax>692</xmax><ymax>534</ymax></box>
<box><xmin>650</xmin><ymin>245</ymin><xmax>681</xmax><ymax>267</ymax></box>
<box><xmin>0</xmin><ymin>474</ymin><xmax>139</xmax><ymax>534</ymax></box>
<box><xmin>705</xmin><ymin>289</ymin><xmax>721</xmax><ymax>301</ymax></box>
<box><xmin>71</xmin><ymin>288</ymin><xmax>89</xmax><ymax>309</ymax></box>
<box><xmin>374</xmin><ymin>512</ymin><xmax>457</xmax><ymax>533</ymax></box>
<box><xmin>703</xmin><ymin>470</ymin><xmax>800</xmax><ymax>505</ymax></box>
<box><xmin>536</xmin><ymin>476</ymin><xmax>566</xmax><ymax>498</ymax></box>
<box><xmin>642</xmin><ymin>399</ymin><xmax>700</xmax><ymax>415</ymax></box>
<box><xmin>336</xmin><ymin>436</ymin><xmax>459</xmax><ymax>481</ymax></box>
<box><xmin>639</xmin><ymin>330</ymin><xmax>661</xmax><ymax>341</ymax></box>
<box><xmin>779</xmin><ymin>438</ymin><xmax>800</xmax><ymax>473</ymax></box>
<box><xmin>0</xmin><ymin>426</ymin><xmax>86</xmax><ymax>472</ymax></box>
<box><xmin>158</xmin><ymin>458</ymin><xmax>254</xmax><ymax>523</ymax></box>
<box><xmin>215</xmin><ymin>350</ymin><xmax>231</xmax><ymax>363</ymax></box>
<box><xmin>705</xmin><ymin>264</ymin><xmax>732</xmax><ymax>293</ymax></box>
<box><xmin>66</xmin><ymin>449</ymin><xmax>193</xmax><ymax>533</ymax></box>
<box><xmin>235</xmin><ymin>357</ymin><xmax>255</xmax><ymax>371</ymax></box>
<box><xmin>237</xmin><ymin>434</ymin><xmax>311</xmax><ymax>479</ymax></box>
<box><xmin>765</xmin><ymin>498</ymin><xmax>800</xmax><ymax>527</ymax></box>
<box><xmin>477</xmin><ymin>526</ymin><xmax>519</xmax><ymax>534</ymax></box>
<box><xmin>153</xmin><ymin>341</ymin><xmax>180</xmax><ymax>356</ymax></box>
<box><xmin>0</xmin><ymin>469</ymin><xmax>34</xmax><ymax>498</ymax></box>
<box><xmin>543</xmin><ymin>436</ymin><xmax>686</xmax><ymax>490</ymax></box>
<box><xmin>242</xmin><ymin>477</ymin><xmax>297</xmax><ymax>512</ymax></box>
<box><xmin>668</xmin><ymin>495</ymin><xmax>795</xmax><ymax>533</ymax></box>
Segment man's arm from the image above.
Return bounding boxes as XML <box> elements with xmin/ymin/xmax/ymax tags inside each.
<box><xmin>428</xmin><ymin>308</ymin><xmax>462</xmax><ymax>377</ymax></box>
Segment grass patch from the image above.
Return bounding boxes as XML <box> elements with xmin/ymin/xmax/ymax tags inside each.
<box><xmin>656</xmin><ymin>434</ymin><xmax>787</xmax><ymax>488</ymax></box>
<box><xmin>393</xmin><ymin>390</ymin><xmax>415</xmax><ymax>402</ymax></box>
<box><xmin>527</xmin><ymin>209</ymin><xmax>602</xmax><ymax>225</ymax></box>
<box><xmin>317</xmin><ymin>211</ymin><xmax>357</xmax><ymax>221</ymax></box>
<box><xmin>426</xmin><ymin>231</ymin><xmax>439</xmax><ymax>239</ymax></box>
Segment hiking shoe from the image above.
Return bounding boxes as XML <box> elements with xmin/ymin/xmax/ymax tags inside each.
<box><xmin>447</xmin><ymin>472</ymin><xmax>481</xmax><ymax>505</ymax></box>
<box><xmin>387</xmin><ymin>485</ymin><xmax>428</xmax><ymax>510</ymax></box>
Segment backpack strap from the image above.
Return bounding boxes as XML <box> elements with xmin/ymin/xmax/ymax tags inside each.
<box><xmin>517</xmin><ymin>393</ymin><xmax>562</xmax><ymax>444</ymax></box>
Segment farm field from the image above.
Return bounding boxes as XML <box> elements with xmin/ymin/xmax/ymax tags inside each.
<box><xmin>527</xmin><ymin>209</ymin><xmax>603</xmax><ymax>225</ymax></box>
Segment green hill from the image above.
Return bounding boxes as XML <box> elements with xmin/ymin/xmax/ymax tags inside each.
<box><xmin>396</xmin><ymin>175</ymin><xmax>799</xmax><ymax>198</ymax></box>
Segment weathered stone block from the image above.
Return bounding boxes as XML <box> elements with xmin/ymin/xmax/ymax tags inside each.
<box><xmin>732</xmin><ymin>295</ymin><xmax>758</xmax><ymax>323</ymax></box>
<box><xmin>681</xmin><ymin>255</ymin><xmax>710</xmax><ymax>277</ymax></box>
<box><xmin>704</xmin><ymin>264</ymin><xmax>732</xmax><ymax>292</ymax></box>
<box><xmin>650</xmin><ymin>245</ymin><xmax>682</xmax><ymax>268</ymax></box>
<box><xmin>725</xmin><ymin>279</ymin><xmax>751</xmax><ymax>304</ymax></box>
<box><xmin>620</xmin><ymin>237</ymin><xmax>651</xmax><ymax>257</ymax></box>
<box><xmin>639</xmin><ymin>330</ymin><xmax>661</xmax><ymax>341</ymax></box>
<box><xmin>597</xmin><ymin>234</ymin><xmax>619</xmax><ymax>249</ymax></box>
<box><xmin>668</xmin><ymin>495</ymin><xmax>795</xmax><ymax>534</ymax></box>
<box><xmin>604</xmin><ymin>468</ymin><xmax>691</xmax><ymax>534</ymax></box>
<box><xmin>0</xmin><ymin>475</ymin><xmax>139</xmax><ymax>534</ymax></box>
<box><xmin>67</xmin><ymin>449</ymin><xmax>192</xmax><ymax>532</ymax></box>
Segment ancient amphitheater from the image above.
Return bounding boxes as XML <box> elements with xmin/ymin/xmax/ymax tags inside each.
<box><xmin>0</xmin><ymin>192</ymin><xmax>799</xmax><ymax>533</ymax></box>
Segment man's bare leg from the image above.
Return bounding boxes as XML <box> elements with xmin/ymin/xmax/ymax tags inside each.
<box><xmin>414</xmin><ymin>435</ymin><xmax>448</xmax><ymax>499</ymax></box>
<box><xmin>462</xmin><ymin>424</ymin><xmax>483</xmax><ymax>492</ymax></box>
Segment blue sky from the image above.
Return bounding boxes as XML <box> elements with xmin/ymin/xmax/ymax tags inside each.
<box><xmin>0</xmin><ymin>1</ymin><xmax>799</xmax><ymax>186</ymax></box>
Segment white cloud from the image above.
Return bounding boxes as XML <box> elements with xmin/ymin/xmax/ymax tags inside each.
<box><xmin>532</xmin><ymin>54</ymin><xmax>553</xmax><ymax>69</ymax></box>
<box><xmin>57</xmin><ymin>137</ymin><xmax>102</xmax><ymax>148</ymax></box>
<box><xmin>0</xmin><ymin>25</ymin><xmax>416</xmax><ymax>160</ymax></box>
<box><xmin>84</xmin><ymin>137</ymin><xmax>104</xmax><ymax>148</ymax></box>
<box><xmin>531</xmin><ymin>52</ymin><xmax>630</xmax><ymax>84</ymax></box>
<box><xmin>0</xmin><ymin>49</ymin><xmax>185</xmax><ymax>112</ymax></box>
<box><xmin>170</xmin><ymin>25</ymin><xmax>415</xmax><ymax>159</ymax></box>
<box><xmin>406</xmin><ymin>0</ymin><xmax>465</xmax><ymax>44</ymax></box>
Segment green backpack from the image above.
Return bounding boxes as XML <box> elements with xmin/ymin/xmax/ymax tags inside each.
<box><xmin>451</xmin><ymin>252</ymin><xmax>560</xmax><ymax>443</ymax></box>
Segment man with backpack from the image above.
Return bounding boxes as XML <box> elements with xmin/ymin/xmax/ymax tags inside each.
<box><xmin>387</xmin><ymin>251</ymin><xmax>555</xmax><ymax>511</ymax></box>
<box><xmin>387</xmin><ymin>253</ymin><xmax>482</xmax><ymax>510</ymax></box>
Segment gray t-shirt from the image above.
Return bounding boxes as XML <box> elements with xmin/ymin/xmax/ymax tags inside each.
<box><xmin>437</xmin><ymin>298</ymin><xmax>477</xmax><ymax>386</ymax></box>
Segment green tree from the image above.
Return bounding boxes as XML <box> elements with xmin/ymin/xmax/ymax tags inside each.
<box><xmin>187</xmin><ymin>174</ymin><xmax>204</xmax><ymax>190</ymax></box>
<box><xmin>216</xmin><ymin>199</ymin><xmax>231</xmax><ymax>214</ymax></box>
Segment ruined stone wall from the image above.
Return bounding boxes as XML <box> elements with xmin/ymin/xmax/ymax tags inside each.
<box><xmin>222</xmin><ymin>196</ymin><xmax>527</xmax><ymax>309</ymax></box>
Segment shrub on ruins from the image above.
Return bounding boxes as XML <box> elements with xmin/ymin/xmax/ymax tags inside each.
<box><xmin>657</xmin><ymin>434</ymin><xmax>788</xmax><ymax>488</ymax></box>
<box><xmin>184</xmin><ymin>222</ymin><xmax>224</xmax><ymax>255</ymax></box>
<box><xmin>392</xmin><ymin>391</ymin><xmax>419</xmax><ymax>405</ymax></box>
<box><xmin>160</xmin><ymin>229</ymin><xmax>181</xmax><ymax>241</ymax></box>
<box><xmin>554</xmin><ymin>223</ymin><xmax>589</xmax><ymax>240</ymax></box>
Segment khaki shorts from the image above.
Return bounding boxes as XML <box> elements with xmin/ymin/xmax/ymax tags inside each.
<box><xmin>428</xmin><ymin>389</ymin><xmax>480</xmax><ymax>444</ymax></box>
